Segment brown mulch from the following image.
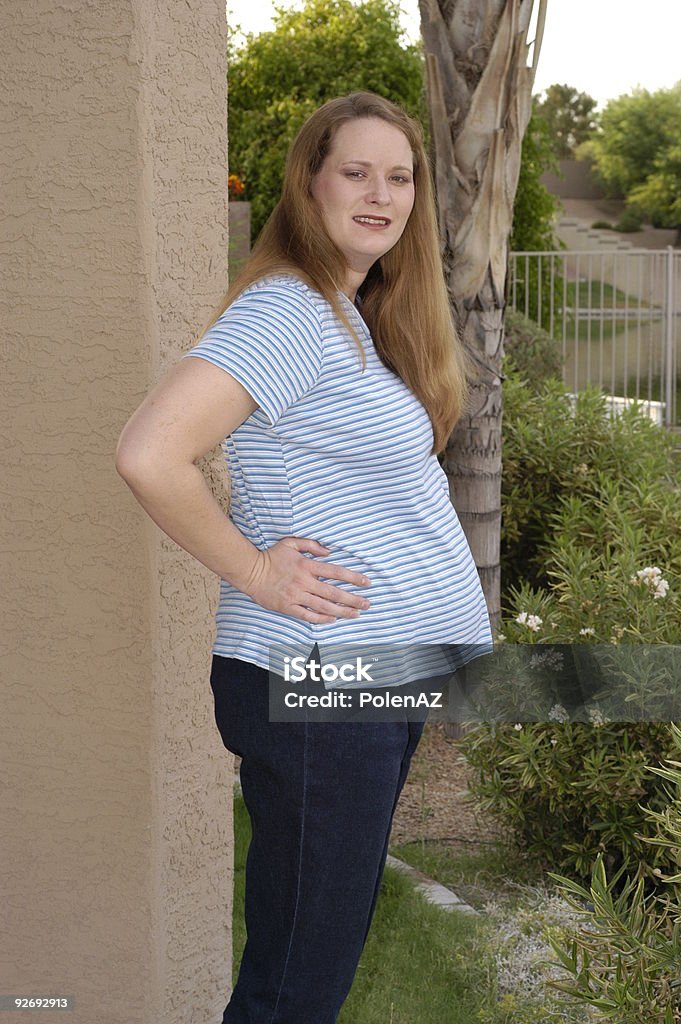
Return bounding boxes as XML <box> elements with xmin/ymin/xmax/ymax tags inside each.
<box><xmin>233</xmin><ymin>720</ymin><xmax>498</xmax><ymax>849</ymax></box>
<box><xmin>389</xmin><ymin>720</ymin><xmax>499</xmax><ymax>847</ymax></box>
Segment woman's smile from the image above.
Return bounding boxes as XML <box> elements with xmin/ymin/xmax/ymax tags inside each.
<box><xmin>352</xmin><ymin>215</ymin><xmax>392</xmax><ymax>228</ymax></box>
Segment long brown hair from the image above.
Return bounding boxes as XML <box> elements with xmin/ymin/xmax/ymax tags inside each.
<box><xmin>198</xmin><ymin>91</ymin><xmax>478</xmax><ymax>454</ymax></box>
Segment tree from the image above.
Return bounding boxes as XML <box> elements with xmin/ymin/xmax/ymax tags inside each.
<box><xmin>577</xmin><ymin>82</ymin><xmax>681</xmax><ymax>233</ymax></box>
<box><xmin>510</xmin><ymin>103</ymin><xmax>561</xmax><ymax>253</ymax></box>
<box><xmin>578</xmin><ymin>83</ymin><xmax>681</xmax><ymax>195</ymax></box>
<box><xmin>229</xmin><ymin>0</ymin><xmax>559</xmax><ymax>253</ymax></box>
<box><xmin>509</xmin><ymin>104</ymin><xmax>564</xmax><ymax>328</ymax></box>
<box><xmin>228</xmin><ymin>0</ymin><xmax>426</xmax><ymax>238</ymax></box>
<box><xmin>533</xmin><ymin>83</ymin><xmax>598</xmax><ymax>158</ymax></box>
<box><xmin>629</xmin><ymin>141</ymin><xmax>681</xmax><ymax>237</ymax></box>
<box><xmin>418</xmin><ymin>0</ymin><xmax>548</xmax><ymax>638</ymax></box>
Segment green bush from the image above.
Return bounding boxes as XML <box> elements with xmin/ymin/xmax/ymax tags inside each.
<box><xmin>456</xmin><ymin>362</ymin><xmax>681</xmax><ymax>891</ymax></box>
<box><xmin>510</xmin><ymin>105</ymin><xmax>563</xmax><ymax>254</ymax></box>
<box><xmin>503</xmin><ymin>309</ymin><xmax>564</xmax><ymax>387</ymax></box>
<box><xmin>614</xmin><ymin>206</ymin><xmax>644</xmax><ymax>232</ymax></box>
<box><xmin>227</xmin><ymin>0</ymin><xmax>426</xmax><ymax>240</ymax></box>
<box><xmin>504</xmin><ymin>478</ymin><xmax>681</xmax><ymax>646</ymax></box>
<box><xmin>500</xmin><ymin>360</ymin><xmax>679</xmax><ymax>599</ymax></box>
<box><xmin>543</xmin><ymin>721</ymin><xmax>681</xmax><ymax>1024</ymax></box>
<box><xmin>457</xmin><ymin>718</ymin><xmax>679</xmax><ymax>892</ymax></box>
<box><xmin>591</xmin><ymin>219</ymin><xmax>613</xmax><ymax>229</ymax></box>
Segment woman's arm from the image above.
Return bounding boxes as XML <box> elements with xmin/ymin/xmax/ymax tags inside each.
<box><xmin>115</xmin><ymin>356</ymin><xmax>371</xmax><ymax>623</ymax></box>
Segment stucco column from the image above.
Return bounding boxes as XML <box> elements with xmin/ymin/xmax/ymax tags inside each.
<box><xmin>1</xmin><ymin>2</ymin><xmax>234</xmax><ymax>1022</ymax></box>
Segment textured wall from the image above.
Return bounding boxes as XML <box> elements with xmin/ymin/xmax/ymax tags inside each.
<box><xmin>1</xmin><ymin>2</ymin><xmax>234</xmax><ymax>1022</ymax></box>
<box><xmin>540</xmin><ymin>157</ymin><xmax>609</xmax><ymax>199</ymax></box>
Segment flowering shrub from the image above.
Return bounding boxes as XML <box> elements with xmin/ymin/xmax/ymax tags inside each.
<box><xmin>450</xmin><ymin>348</ymin><xmax>681</xmax><ymax>1019</ymax></box>
<box><xmin>501</xmin><ymin>477</ymin><xmax>680</xmax><ymax>647</ymax></box>
<box><xmin>631</xmin><ymin>565</ymin><xmax>670</xmax><ymax>600</ymax></box>
<box><xmin>499</xmin><ymin>359</ymin><xmax>679</xmax><ymax>600</ymax></box>
<box><xmin>458</xmin><ymin>716</ymin><xmax>678</xmax><ymax>889</ymax></box>
<box><xmin>542</xmin><ymin>721</ymin><xmax>681</xmax><ymax>1024</ymax></box>
<box><xmin>228</xmin><ymin>173</ymin><xmax>246</xmax><ymax>200</ymax></box>
<box><xmin>455</xmin><ymin>357</ymin><xmax>681</xmax><ymax>890</ymax></box>
<box><xmin>497</xmin><ymin>361</ymin><xmax>679</xmax><ymax>649</ymax></box>
<box><xmin>458</xmin><ymin>479</ymin><xmax>675</xmax><ymax>888</ymax></box>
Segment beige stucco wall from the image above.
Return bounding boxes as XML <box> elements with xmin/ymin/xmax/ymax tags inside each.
<box><xmin>1</xmin><ymin>2</ymin><xmax>234</xmax><ymax>1022</ymax></box>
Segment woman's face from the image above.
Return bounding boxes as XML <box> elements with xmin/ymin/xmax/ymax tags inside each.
<box><xmin>310</xmin><ymin>117</ymin><xmax>416</xmax><ymax>293</ymax></box>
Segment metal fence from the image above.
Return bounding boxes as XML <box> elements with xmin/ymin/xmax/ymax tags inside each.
<box><xmin>508</xmin><ymin>247</ymin><xmax>681</xmax><ymax>427</ymax></box>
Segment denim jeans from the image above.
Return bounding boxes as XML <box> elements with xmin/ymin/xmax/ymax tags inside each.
<box><xmin>208</xmin><ymin>648</ymin><xmax>428</xmax><ymax>1024</ymax></box>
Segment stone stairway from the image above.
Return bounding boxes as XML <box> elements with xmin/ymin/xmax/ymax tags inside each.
<box><xmin>556</xmin><ymin>217</ymin><xmax>635</xmax><ymax>253</ymax></box>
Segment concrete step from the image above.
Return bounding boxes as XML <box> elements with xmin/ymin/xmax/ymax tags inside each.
<box><xmin>385</xmin><ymin>854</ymin><xmax>480</xmax><ymax>915</ymax></box>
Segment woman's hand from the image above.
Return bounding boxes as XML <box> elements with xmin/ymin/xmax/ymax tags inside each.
<box><xmin>242</xmin><ymin>537</ymin><xmax>372</xmax><ymax>624</ymax></box>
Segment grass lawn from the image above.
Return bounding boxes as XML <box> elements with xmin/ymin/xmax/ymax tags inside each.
<box><xmin>230</xmin><ymin>793</ymin><xmax>596</xmax><ymax>1024</ymax></box>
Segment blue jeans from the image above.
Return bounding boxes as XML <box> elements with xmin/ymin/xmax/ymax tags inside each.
<box><xmin>208</xmin><ymin>649</ymin><xmax>428</xmax><ymax>1024</ymax></box>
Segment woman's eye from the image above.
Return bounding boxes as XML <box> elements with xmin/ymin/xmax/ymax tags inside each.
<box><xmin>344</xmin><ymin>171</ymin><xmax>413</xmax><ymax>184</ymax></box>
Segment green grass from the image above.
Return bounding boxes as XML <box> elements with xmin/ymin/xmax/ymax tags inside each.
<box><xmin>510</xmin><ymin>275</ymin><xmax>681</xmax><ymax>424</ymax></box>
<box><xmin>569</xmin><ymin>278</ymin><xmax>651</xmax><ymax>310</ymax></box>
<box><xmin>514</xmin><ymin>276</ymin><xmax>659</xmax><ymax>344</ymax></box>
<box><xmin>230</xmin><ymin>792</ymin><xmax>589</xmax><ymax>1023</ymax></box>
<box><xmin>232</xmin><ymin>794</ymin><xmax>495</xmax><ymax>1022</ymax></box>
<box><xmin>388</xmin><ymin>836</ymin><xmax>544</xmax><ymax>915</ymax></box>
<box><xmin>230</xmin><ymin>792</ymin><xmax>251</xmax><ymax>986</ymax></box>
<box><xmin>338</xmin><ymin>871</ymin><xmax>494</xmax><ymax>1024</ymax></box>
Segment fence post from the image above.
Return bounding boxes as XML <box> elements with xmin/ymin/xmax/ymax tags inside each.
<box><xmin>665</xmin><ymin>245</ymin><xmax>675</xmax><ymax>427</ymax></box>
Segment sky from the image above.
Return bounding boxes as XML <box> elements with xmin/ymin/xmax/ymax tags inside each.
<box><xmin>226</xmin><ymin>0</ymin><xmax>681</xmax><ymax>110</ymax></box>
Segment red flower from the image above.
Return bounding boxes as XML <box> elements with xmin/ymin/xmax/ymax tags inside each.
<box><xmin>228</xmin><ymin>174</ymin><xmax>246</xmax><ymax>200</ymax></box>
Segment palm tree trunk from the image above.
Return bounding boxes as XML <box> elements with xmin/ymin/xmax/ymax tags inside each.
<box><xmin>419</xmin><ymin>0</ymin><xmax>547</xmax><ymax>735</ymax></box>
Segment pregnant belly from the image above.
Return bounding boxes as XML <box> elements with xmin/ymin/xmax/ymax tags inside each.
<box><xmin>311</xmin><ymin>528</ymin><xmax>491</xmax><ymax>648</ymax></box>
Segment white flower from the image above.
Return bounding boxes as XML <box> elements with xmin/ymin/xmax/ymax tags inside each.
<box><xmin>545</xmin><ymin>648</ymin><xmax>563</xmax><ymax>669</ymax></box>
<box><xmin>550</xmin><ymin>737</ymin><xmax>558</xmax><ymax>746</ymax></box>
<box><xmin>530</xmin><ymin>649</ymin><xmax>564</xmax><ymax>671</ymax></box>
<box><xmin>631</xmin><ymin>566</ymin><xmax>670</xmax><ymax>598</ymax></box>
<box><xmin>587</xmin><ymin>705</ymin><xmax>609</xmax><ymax>727</ymax></box>
<box><xmin>549</xmin><ymin>703</ymin><xmax>569</xmax><ymax>723</ymax></box>
<box><xmin>516</xmin><ymin>611</ymin><xmax>542</xmax><ymax>631</ymax></box>
<box><xmin>514</xmin><ymin>722</ymin><xmax>523</xmax><ymax>730</ymax></box>
<box><xmin>579</xmin><ymin>627</ymin><xmax>596</xmax><ymax>636</ymax></box>
<box><xmin>496</xmin><ymin>632</ymin><xmax>506</xmax><ymax>643</ymax></box>
<box><xmin>576</xmin><ymin>463</ymin><xmax>589</xmax><ymax>475</ymax></box>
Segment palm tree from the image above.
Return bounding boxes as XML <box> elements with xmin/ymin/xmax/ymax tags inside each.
<box><xmin>419</xmin><ymin>0</ymin><xmax>547</xmax><ymax>637</ymax></box>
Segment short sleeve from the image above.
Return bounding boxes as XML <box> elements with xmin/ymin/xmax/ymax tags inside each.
<box><xmin>180</xmin><ymin>279</ymin><xmax>323</xmax><ymax>427</ymax></box>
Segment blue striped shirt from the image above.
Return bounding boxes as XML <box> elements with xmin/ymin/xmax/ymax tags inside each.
<box><xmin>181</xmin><ymin>273</ymin><xmax>493</xmax><ymax>686</ymax></box>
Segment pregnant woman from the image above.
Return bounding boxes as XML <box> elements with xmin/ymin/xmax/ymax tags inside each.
<box><xmin>115</xmin><ymin>90</ymin><xmax>493</xmax><ymax>1024</ymax></box>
